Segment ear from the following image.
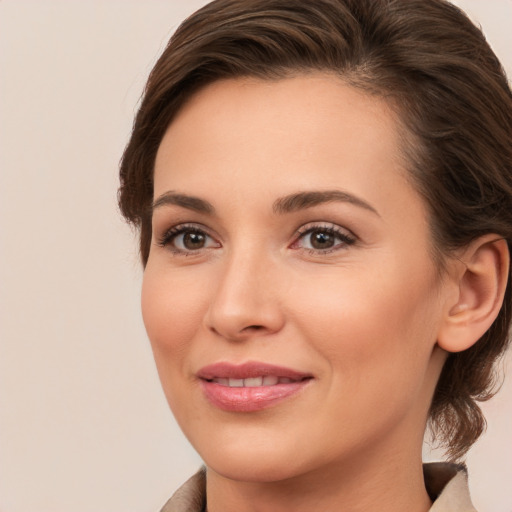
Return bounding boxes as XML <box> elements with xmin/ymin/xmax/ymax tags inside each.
<box><xmin>437</xmin><ymin>235</ymin><xmax>509</xmax><ymax>353</ymax></box>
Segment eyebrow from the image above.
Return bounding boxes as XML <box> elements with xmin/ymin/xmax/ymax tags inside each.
<box><xmin>151</xmin><ymin>189</ymin><xmax>379</xmax><ymax>217</ymax></box>
<box><xmin>273</xmin><ymin>190</ymin><xmax>379</xmax><ymax>216</ymax></box>
<box><xmin>152</xmin><ymin>191</ymin><xmax>215</xmax><ymax>214</ymax></box>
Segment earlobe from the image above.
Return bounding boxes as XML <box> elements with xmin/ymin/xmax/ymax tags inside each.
<box><xmin>437</xmin><ymin>235</ymin><xmax>509</xmax><ymax>353</ymax></box>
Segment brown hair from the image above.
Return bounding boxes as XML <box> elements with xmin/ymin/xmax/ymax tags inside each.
<box><xmin>119</xmin><ymin>0</ymin><xmax>512</xmax><ymax>460</ymax></box>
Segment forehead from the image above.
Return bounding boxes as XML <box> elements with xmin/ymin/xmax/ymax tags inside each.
<box><xmin>154</xmin><ymin>74</ymin><xmax>420</xmax><ymax>218</ymax></box>
<box><xmin>159</xmin><ymin>74</ymin><xmax>403</xmax><ymax>159</ymax></box>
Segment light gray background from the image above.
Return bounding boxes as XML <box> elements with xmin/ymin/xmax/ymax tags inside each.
<box><xmin>0</xmin><ymin>1</ymin><xmax>511</xmax><ymax>511</ymax></box>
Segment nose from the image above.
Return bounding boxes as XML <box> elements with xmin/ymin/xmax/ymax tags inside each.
<box><xmin>203</xmin><ymin>249</ymin><xmax>285</xmax><ymax>341</ymax></box>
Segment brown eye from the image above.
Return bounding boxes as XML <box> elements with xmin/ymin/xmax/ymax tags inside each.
<box><xmin>293</xmin><ymin>224</ymin><xmax>356</xmax><ymax>253</ymax></box>
<box><xmin>309</xmin><ymin>230</ymin><xmax>335</xmax><ymax>250</ymax></box>
<box><xmin>182</xmin><ymin>231</ymin><xmax>206</xmax><ymax>250</ymax></box>
<box><xmin>159</xmin><ymin>225</ymin><xmax>220</xmax><ymax>254</ymax></box>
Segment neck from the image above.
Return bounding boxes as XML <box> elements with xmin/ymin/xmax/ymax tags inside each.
<box><xmin>205</xmin><ymin>438</ymin><xmax>432</xmax><ymax>512</ymax></box>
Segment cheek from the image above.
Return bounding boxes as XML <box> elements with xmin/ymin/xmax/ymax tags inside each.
<box><xmin>141</xmin><ymin>265</ymin><xmax>214</xmax><ymax>423</ymax></box>
<box><xmin>289</xmin><ymin>262</ymin><xmax>440</xmax><ymax>382</ymax></box>
<box><xmin>141</xmin><ymin>266</ymin><xmax>207</xmax><ymax>363</ymax></box>
<box><xmin>291</xmin><ymin>266</ymin><xmax>442</xmax><ymax>447</ymax></box>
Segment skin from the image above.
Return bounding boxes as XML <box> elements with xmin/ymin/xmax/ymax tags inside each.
<box><xmin>142</xmin><ymin>74</ymin><xmax>467</xmax><ymax>512</ymax></box>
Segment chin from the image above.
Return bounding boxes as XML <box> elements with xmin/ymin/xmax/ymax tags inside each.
<box><xmin>206</xmin><ymin>454</ymin><xmax>304</xmax><ymax>484</ymax></box>
<box><xmin>191</xmin><ymin>427</ymin><xmax>313</xmax><ymax>483</ymax></box>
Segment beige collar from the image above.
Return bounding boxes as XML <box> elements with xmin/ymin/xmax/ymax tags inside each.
<box><xmin>425</xmin><ymin>463</ymin><xmax>476</xmax><ymax>511</ymax></box>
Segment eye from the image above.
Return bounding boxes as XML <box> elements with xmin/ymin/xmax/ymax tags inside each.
<box><xmin>157</xmin><ymin>224</ymin><xmax>220</xmax><ymax>254</ymax></box>
<box><xmin>292</xmin><ymin>224</ymin><xmax>356</xmax><ymax>253</ymax></box>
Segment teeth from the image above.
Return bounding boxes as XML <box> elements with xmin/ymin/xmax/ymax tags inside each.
<box><xmin>211</xmin><ymin>376</ymin><xmax>296</xmax><ymax>387</ymax></box>
<box><xmin>262</xmin><ymin>375</ymin><xmax>279</xmax><ymax>386</ymax></box>
<box><xmin>244</xmin><ymin>376</ymin><xmax>263</xmax><ymax>387</ymax></box>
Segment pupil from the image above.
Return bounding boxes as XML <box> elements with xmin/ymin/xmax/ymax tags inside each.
<box><xmin>184</xmin><ymin>232</ymin><xmax>205</xmax><ymax>249</ymax></box>
<box><xmin>311</xmin><ymin>231</ymin><xmax>333</xmax><ymax>249</ymax></box>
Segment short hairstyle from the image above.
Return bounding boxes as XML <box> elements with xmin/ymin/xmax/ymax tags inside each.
<box><xmin>119</xmin><ymin>0</ymin><xmax>512</xmax><ymax>460</ymax></box>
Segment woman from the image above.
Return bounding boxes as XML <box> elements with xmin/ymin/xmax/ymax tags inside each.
<box><xmin>119</xmin><ymin>0</ymin><xmax>512</xmax><ymax>510</ymax></box>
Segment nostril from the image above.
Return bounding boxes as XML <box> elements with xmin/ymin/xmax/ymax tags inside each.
<box><xmin>242</xmin><ymin>325</ymin><xmax>264</xmax><ymax>332</ymax></box>
<box><xmin>209</xmin><ymin>324</ymin><xmax>264</xmax><ymax>339</ymax></box>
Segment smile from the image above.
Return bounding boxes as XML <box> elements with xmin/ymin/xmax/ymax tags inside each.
<box><xmin>197</xmin><ymin>362</ymin><xmax>313</xmax><ymax>412</ymax></box>
<box><xmin>209</xmin><ymin>376</ymin><xmax>297</xmax><ymax>387</ymax></box>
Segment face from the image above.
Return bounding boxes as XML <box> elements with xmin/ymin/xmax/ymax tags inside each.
<box><xmin>143</xmin><ymin>75</ymin><xmax>450</xmax><ymax>483</ymax></box>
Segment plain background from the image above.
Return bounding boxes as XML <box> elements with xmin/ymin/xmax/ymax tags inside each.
<box><xmin>0</xmin><ymin>1</ymin><xmax>511</xmax><ymax>511</ymax></box>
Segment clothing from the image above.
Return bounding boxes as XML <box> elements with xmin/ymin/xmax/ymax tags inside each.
<box><xmin>424</xmin><ymin>463</ymin><xmax>476</xmax><ymax>511</ymax></box>
<box><xmin>160</xmin><ymin>463</ymin><xmax>476</xmax><ymax>512</ymax></box>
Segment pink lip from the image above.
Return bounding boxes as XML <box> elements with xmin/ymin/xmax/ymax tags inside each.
<box><xmin>197</xmin><ymin>362</ymin><xmax>313</xmax><ymax>412</ymax></box>
<box><xmin>197</xmin><ymin>361</ymin><xmax>311</xmax><ymax>380</ymax></box>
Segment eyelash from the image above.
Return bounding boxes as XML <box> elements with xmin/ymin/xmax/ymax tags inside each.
<box><xmin>157</xmin><ymin>223</ymin><xmax>219</xmax><ymax>255</ymax></box>
<box><xmin>291</xmin><ymin>223</ymin><xmax>357</xmax><ymax>254</ymax></box>
<box><xmin>156</xmin><ymin>222</ymin><xmax>356</xmax><ymax>256</ymax></box>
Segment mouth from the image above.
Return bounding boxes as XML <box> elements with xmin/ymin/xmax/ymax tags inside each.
<box><xmin>207</xmin><ymin>375</ymin><xmax>305</xmax><ymax>387</ymax></box>
<box><xmin>197</xmin><ymin>362</ymin><xmax>313</xmax><ymax>412</ymax></box>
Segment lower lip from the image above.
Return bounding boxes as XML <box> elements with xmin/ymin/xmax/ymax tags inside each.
<box><xmin>200</xmin><ymin>380</ymin><xmax>311</xmax><ymax>412</ymax></box>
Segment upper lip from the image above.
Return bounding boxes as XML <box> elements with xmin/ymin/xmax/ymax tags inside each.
<box><xmin>197</xmin><ymin>361</ymin><xmax>312</xmax><ymax>381</ymax></box>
